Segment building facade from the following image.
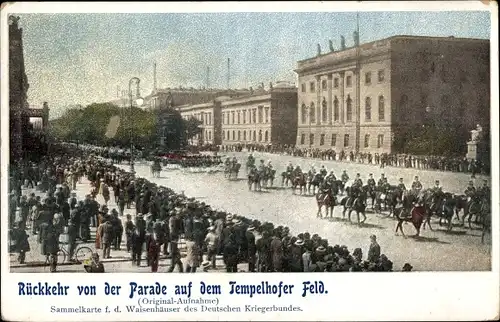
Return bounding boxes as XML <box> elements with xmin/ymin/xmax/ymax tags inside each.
<box><xmin>220</xmin><ymin>83</ymin><xmax>297</xmax><ymax>147</ymax></box>
<box><xmin>178</xmin><ymin>100</ymin><xmax>220</xmax><ymax>145</ymax></box>
<box><xmin>294</xmin><ymin>35</ymin><xmax>490</xmax><ymax>154</ymax></box>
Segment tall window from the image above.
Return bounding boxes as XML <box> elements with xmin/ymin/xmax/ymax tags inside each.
<box><xmin>377</xmin><ymin>134</ymin><xmax>384</xmax><ymax>148</ymax></box>
<box><xmin>344</xmin><ymin>134</ymin><xmax>350</xmax><ymax>147</ymax></box>
<box><xmin>321</xmin><ymin>80</ymin><xmax>327</xmax><ymax>90</ymax></box>
<box><xmin>309</xmin><ymin>134</ymin><xmax>315</xmax><ymax>146</ymax></box>
<box><xmin>365</xmin><ymin>96</ymin><xmax>372</xmax><ymax>121</ymax></box>
<box><xmin>346</xmin><ymin>95</ymin><xmax>352</xmax><ymax>122</ymax></box>
<box><xmin>334</xmin><ymin>78</ymin><xmax>339</xmax><ymax>88</ymax></box>
<box><xmin>301</xmin><ymin>104</ymin><xmax>307</xmax><ymax>124</ymax></box>
<box><xmin>252</xmin><ymin>109</ymin><xmax>256</xmax><ymax>124</ymax></box>
<box><xmin>231</xmin><ymin>111</ymin><xmax>235</xmax><ymax>124</ymax></box>
<box><xmin>346</xmin><ymin>75</ymin><xmax>352</xmax><ymax>87</ymax></box>
<box><xmin>222</xmin><ymin>112</ymin><xmax>225</xmax><ymax>124</ymax></box>
<box><xmin>237</xmin><ymin>131</ymin><xmax>241</xmax><ymax>141</ymax></box>
<box><xmin>378</xmin><ymin>69</ymin><xmax>385</xmax><ymax>82</ymax></box>
<box><xmin>365</xmin><ymin>72</ymin><xmax>372</xmax><ymax>85</ymax></box>
<box><xmin>258</xmin><ymin>130</ymin><xmax>262</xmax><ymax>142</ymax></box>
<box><xmin>265</xmin><ymin>130</ymin><xmax>268</xmax><ymax>142</ymax></box>
<box><xmin>310</xmin><ymin>81</ymin><xmax>315</xmax><ymax>92</ymax></box>
<box><xmin>232</xmin><ymin>130</ymin><xmax>235</xmax><ymax>140</ymax></box>
<box><xmin>237</xmin><ymin>111</ymin><xmax>241</xmax><ymax>124</ymax></box>
<box><xmin>253</xmin><ymin>130</ymin><xmax>256</xmax><ymax>141</ymax></box>
<box><xmin>378</xmin><ymin>95</ymin><xmax>385</xmax><ymax>121</ymax></box>
<box><xmin>243</xmin><ymin>131</ymin><xmax>247</xmax><ymax>141</ymax></box>
<box><xmin>364</xmin><ymin>134</ymin><xmax>370</xmax><ymax>148</ymax></box>
<box><xmin>331</xmin><ymin>134</ymin><xmax>337</xmax><ymax>146</ymax></box>
<box><xmin>301</xmin><ymin>83</ymin><xmax>306</xmax><ymax>92</ymax></box>
<box><xmin>321</xmin><ymin>99</ymin><xmax>328</xmax><ymax>123</ymax></box>
<box><xmin>301</xmin><ymin>133</ymin><xmax>305</xmax><ymax>145</ymax></box>
<box><xmin>333</xmin><ymin>96</ymin><xmax>339</xmax><ymax>121</ymax></box>
<box><xmin>243</xmin><ymin>110</ymin><xmax>247</xmax><ymax>123</ymax></box>
<box><xmin>320</xmin><ymin>134</ymin><xmax>325</xmax><ymax>146</ymax></box>
<box><xmin>310</xmin><ymin>102</ymin><xmax>316</xmax><ymax>123</ymax></box>
<box><xmin>265</xmin><ymin>107</ymin><xmax>269</xmax><ymax>123</ymax></box>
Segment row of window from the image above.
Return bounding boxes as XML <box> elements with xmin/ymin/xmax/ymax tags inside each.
<box><xmin>222</xmin><ymin>106</ymin><xmax>269</xmax><ymax>125</ymax></box>
<box><xmin>185</xmin><ymin>112</ymin><xmax>212</xmax><ymax>125</ymax></box>
<box><xmin>223</xmin><ymin>129</ymin><xmax>269</xmax><ymax>142</ymax></box>
<box><xmin>300</xmin><ymin>69</ymin><xmax>385</xmax><ymax>93</ymax></box>
<box><xmin>300</xmin><ymin>95</ymin><xmax>386</xmax><ymax>124</ymax></box>
<box><xmin>300</xmin><ymin>133</ymin><xmax>385</xmax><ymax>148</ymax></box>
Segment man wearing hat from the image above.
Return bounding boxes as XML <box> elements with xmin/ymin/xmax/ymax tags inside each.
<box><xmin>167</xmin><ymin>211</ymin><xmax>184</xmax><ymax>272</ymax></box>
<box><xmin>397</xmin><ymin>178</ymin><xmax>407</xmax><ymax>192</ymax></box>
<box><xmin>67</xmin><ymin>202</ymin><xmax>80</xmax><ymax>261</ymax></box>
<box><xmin>411</xmin><ymin>176</ymin><xmax>423</xmax><ymax>194</ymax></box>
<box><xmin>367</xmin><ymin>235</ymin><xmax>381</xmax><ymax>263</ymax></box>
<box><xmin>246</xmin><ymin>224</ymin><xmax>257</xmax><ymax>272</ymax></box>
<box><xmin>68</xmin><ymin>192</ymin><xmax>78</xmax><ymax>210</ymax></box>
<box><xmin>204</xmin><ymin>226</ymin><xmax>219</xmax><ymax>269</ymax></box>
<box><xmin>377</xmin><ymin>173</ymin><xmax>388</xmax><ymax>187</ymax></box>
<box><xmin>131</xmin><ymin>214</ymin><xmax>147</xmax><ymax>266</ymax></box>
<box><xmin>402</xmin><ymin>263</ymin><xmax>413</xmax><ymax>272</ymax></box>
<box><xmin>97</xmin><ymin>215</ymin><xmax>114</xmax><ymax>259</ymax></box>
<box><xmin>270</xmin><ymin>229</ymin><xmax>283</xmax><ymax>272</ymax></box>
<box><xmin>478</xmin><ymin>179</ymin><xmax>490</xmax><ymax>200</ymax></box>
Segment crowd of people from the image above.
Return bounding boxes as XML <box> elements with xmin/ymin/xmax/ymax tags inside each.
<box><xmin>8</xmin><ymin>143</ymin><xmax>412</xmax><ymax>273</ymax></box>
<box><xmin>216</xmin><ymin>144</ymin><xmax>488</xmax><ymax>175</ymax></box>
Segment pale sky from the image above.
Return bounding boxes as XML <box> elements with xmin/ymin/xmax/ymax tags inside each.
<box><xmin>17</xmin><ymin>11</ymin><xmax>490</xmax><ymax>117</ymax></box>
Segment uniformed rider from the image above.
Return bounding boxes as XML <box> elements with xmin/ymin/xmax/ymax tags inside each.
<box><xmin>352</xmin><ymin>173</ymin><xmax>363</xmax><ymax>188</ymax></box>
<box><xmin>341</xmin><ymin>170</ymin><xmax>349</xmax><ymax>184</ymax></box>
<box><xmin>367</xmin><ymin>174</ymin><xmax>376</xmax><ymax>189</ymax></box>
<box><xmin>286</xmin><ymin>162</ymin><xmax>294</xmax><ymax>174</ymax></box>
<box><xmin>377</xmin><ymin>174</ymin><xmax>388</xmax><ymax>187</ymax></box>
<box><xmin>320</xmin><ymin>166</ymin><xmax>327</xmax><ymax>177</ymax></box>
<box><xmin>411</xmin><ymin>176</ymin><xmax>423</xmax><ymax>193</ymax></box>
<box><xmin>478</xmin><ymin>180</ymin><xmax>490</xmax><ymax>200</ymax></box>
<box><xmin>397</xmin><ymin>178</ymin><xmax>407</xmax><ymax>191</ymax></box>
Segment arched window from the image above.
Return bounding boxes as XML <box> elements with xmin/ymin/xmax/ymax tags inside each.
<box><xmin>232</xmin><ymin>130</ymin><xmax>235</xmax><ymax>140</ymax></box>
<box><xmin>333</xmin><ymin>96</ymin><xmax>339</xmax><ymax>121</ymax></box>
<box><xmin>346</xmin><ymin>95</ymin><xmax>352</xmax><ymax>122</ymax></box>
<box><xmin>378</xmin><ymin>95</ymin><xmax>385</xmax><ymax>121</ymax></box>
<box><xmin>264</xmin><ymin>130</ymin><xmax>269</xmax><ymax>142</ymax></box>
<box><xmin>365</xmin><ymin>96</ymin><xmax>372</xmax><ymax>121</ymax></box>
<box><xmin>253</xmin><ymin>131</ymin><xmax>256</xmax><ymax>141</ymax></box>
<box><xmin>301</xmin><ymin>104</ymin><xmax>307</xmax><ymax>124</ymax></box>
<box><xmin>258</xmin><ymin>130</ymin><xmax>262</xmax><ymax>142</ymax></box>
<box><xmin>238</xmin><ymin>131</ymin><xmax>241</xmax><ymax>141</ymax></box>
<box><xmin>310</xmin><ymin>102</ymin><xmax>316</xmax><ymax>123</ymax></box>
<box><xmin>321</xmin><ymin>99</ymin><xmax>328</xmax><ymax>122</ymax></box>
<box><xmin>243</xmin><ymin>131</ymin><xmax>247</xmax><ymax>141</ymax></box>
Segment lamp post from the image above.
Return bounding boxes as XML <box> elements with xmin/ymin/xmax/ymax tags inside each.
<box><xmin>128</xmin><ymin>77</ymin><xmax>144</xmax><ymax>174</ymax></box>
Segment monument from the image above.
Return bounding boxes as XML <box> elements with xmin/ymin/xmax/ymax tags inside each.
<box><xmin>466</xmin><ymin>124</ymin><xmax>485</xmax><ymax>161</ymax></box>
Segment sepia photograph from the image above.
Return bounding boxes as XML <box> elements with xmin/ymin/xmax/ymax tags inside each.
<box><xmin>6</xmin><ymin>6</ymin><xmax>493</xmax><ymax>276</ymax></box>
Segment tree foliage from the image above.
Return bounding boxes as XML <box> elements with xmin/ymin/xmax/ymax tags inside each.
<box><xmin>49</xmin><ymin>102</ymin><xmax>190</xmax><ymax>150</ymax></box>
<box><xmin>185</xmin><ymin>116</ymin><xmax>203</xmax><ymax>142</ymax></box>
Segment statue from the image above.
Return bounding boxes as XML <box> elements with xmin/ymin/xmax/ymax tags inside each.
<box><xmin>317</xmin><ymin>44</ymin><xmax>321</xmax><ymax>56</ymax></box>
<box><xmin>470</xmin><ymin>124</ymin><xmax>483</xmax><ymax>143</ymax></box>
<box><xmin>329</xmin><ymin>40</ymin><xmax>334</xmax><ymax>52</ymax></box>
<box><xmin>353</xmin><ymin>31</ymin><xmax>359</xmax><ymax>46</ymax></box>
<box><xmin>340</xmin><ymin>36</ymin><xmax>346</xmax><ymax>50</ymax></box>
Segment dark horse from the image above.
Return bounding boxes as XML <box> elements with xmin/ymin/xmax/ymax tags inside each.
<box><xmin>307</xmin><ymin>172</ymin><xmax>323</xmax><ymax>195</ymax></box>
<box><xmin>436</xmin><ymin>192</ymin><xmax>456</xmax><ymax>231</ymax></box>
<box><xmin>281</xmin><ymin>170</ymin><xmax>293</xmax><ymax>187</ymax></box>
<box><xmin>340</xmin><ymin>187</ymin><xmax>367</xmax><ymax>225</ymax></box>
<box><xmin>481</xmin><ymin>201</ymin><xmax>491</xmax><ymax>244</ymax></box>
<box><xmin>247</xmin><ymin>168</ymin><xmax>261</xmax><ymax>191</ymax></box>
<box><xmin>316</xmin><ymin>188</ymin><xmax>336</xmax><ymax>219</ymax></box>
<box><xmin>292</xmin><ymin>173</ymin><xmax>307</xmax><ymax>195</ymax></box>
<box><xmin>394</xmin><ymin>193</ymin><xmax>426</xmax><ymax>237</ymax></box>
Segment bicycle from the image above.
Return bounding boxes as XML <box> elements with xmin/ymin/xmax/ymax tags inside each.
<box><xmin>45</xmin><ymin>244</ymin><xmax>95</xmax><ymax>265</ymax></box>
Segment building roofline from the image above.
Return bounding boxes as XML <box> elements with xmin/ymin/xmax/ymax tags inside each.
<box><xmin>297</xmin><ymin>34</ymin><xmax>490</xmax><ymax>64</ymax></box>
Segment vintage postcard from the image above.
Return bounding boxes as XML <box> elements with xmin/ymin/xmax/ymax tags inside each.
<box><xmin>1</xmin><ymin>1</ymin><xmax>498</xmax><ymax>321</ymax></box>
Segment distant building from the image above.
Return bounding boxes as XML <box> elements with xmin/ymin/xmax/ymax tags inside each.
<box><xmin>9</xmin><ymin>16</ymin><xmax>49</xmax><ymax>162</ymax></box>
<box><xmin>178</xmin><ymin>82</ymin><xmax>298</xmax><ymax>147</ymax></box>
<box><xmin>294</xmin><ymin>35</ymin><xmax>490</xmax><ymax>153</ymax></box>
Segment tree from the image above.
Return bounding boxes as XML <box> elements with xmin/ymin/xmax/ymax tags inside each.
<box><xmin>185</xmin><ymin>116</ymin><xmax>202</xmax><ymax>143</ymax></box>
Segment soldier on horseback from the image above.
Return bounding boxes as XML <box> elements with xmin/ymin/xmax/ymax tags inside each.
<box><xmin>478</xmin><ymin>180</ymin><xmax>490</xmax><ymax>200</ymax></box>
<box><xmin>367</xmin><ymin>174</ymin><xmax>376</xmax><ymax>189</ymax></box>
<box><xmin>294</xmin><ymin>165</ymin><xmax>302</xmax><ymax>177</ymax></box>
<box><xmin>341</xmin><ymin>170</ymin><xmax>349</xmax><ymax>185</ymax></box>
<box><xmin>325</xmin><ymin>171</ymin><xmax>336</xmax><ymax>182</ymax></box>
<box><xmin>352</xmin><ymin>173</ymin><xmax>363</xmax><ymax>189</ymax></box>
<box><xmin>286</xmin><ymin>162</ymin><xmax>293</xmax><ymax>173</ymax></box>
<box><xmin>377</xmin><ymin>173</ymin><xmax>388</xmax><ymax>187</ymax></box>
<box><xmin>319</xmin><ymin>165</ymin><xmax>327</xmax><ymax>177</ymax></box>
<box><xmin>411</xmin><ymin>176</ymin><xmax>423</xmax><ymax>195</ymax></box>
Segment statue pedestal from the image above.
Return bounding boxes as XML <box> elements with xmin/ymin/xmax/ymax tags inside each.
<box><xmin>466</xmin><ymin>141</ymin><xmax>483</xmax><ymax>161</ymax></box>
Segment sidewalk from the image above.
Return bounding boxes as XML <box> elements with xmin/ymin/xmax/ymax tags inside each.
<box><xmin>10</xmin><ymin>175</ymin><xmax>232</xmax><ymax>271</ymax></box>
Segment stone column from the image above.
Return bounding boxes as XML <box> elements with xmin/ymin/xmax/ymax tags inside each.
<box><xmin>316</xmin><ymin>75</ymin><xmax>321</xmax><ymax>125</ymax></box>
<box><xmin>327</xmin><ymin>74</ymin><xmax>333</xmax><ymax>124</ymax></box>
<box><xmin>339</xmin><ymin>71</ymin><xmax>345</xmax><ymax>124</ymax></box>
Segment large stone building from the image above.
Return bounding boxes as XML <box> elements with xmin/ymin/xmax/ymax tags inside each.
<box><xmin>294</xmin><ymin>35</ymin><xmax>490</xmax><ymax>154</ymax></box>
<box><xmin>178</xmin><ymin>82</ymin><xmax>298</xmax><ymax>147</ymax></box>
<box><xmin>9</xmin><ymin>16</ymin><xmax>49</xmax><ymax>162</ymax></box>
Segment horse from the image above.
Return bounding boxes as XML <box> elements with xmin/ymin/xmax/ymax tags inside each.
<box><xmin>292</xmin><ymin>173</ymin><xmax>307</xmax><ymax>195</ymax></box>
<box><xmin>247</xmin><ymin>168</ymin><xmax>261</xmax><ymax>191</ymax></box>
<box><xmin>394</xmin><ymin>194</ymin><xmax>426</xmax><ymax>237</ymax></box>
<box><xmin>150</xmin><ymin>160</ymin><xmax>162</xmax><ymax>178</ymax></box>
<box><xmin>363</xmin><ymin>185</ymin><xmax>377</xmax><ymax>209</ymax></box>
<box><xmin>453</xmin><ymin>194</ymin><xmax>468</xmax><ymax>222</ymax></box>
<box><xmin>316</xmin><ymin>189</ymin><xmax>336</xmax><ymax>219</ymax></box>
<box><xmin>339</xmin><ymin>187</ymin><xmax>367</xmax><ymax>224</ymax></box>
<box><xmin>436</xmin><ymin>192</ymin><xmax>456</xmax><ymax>231</ymax></box>
<box><xmin>462</xmin><ymin>196</ymin><xmax>486</xmax><ymax>228</ymax></box>
<box><xmin>307</xmin><ymin>173</ymin><xmax>323</xmax><ymax>195</ymax></box>
<box><xmin>245</xmin><ymin>158</ymin><xmax>255</xmax><ymax>174</ymax></box>
<box><xmin>481</xmin><ymin>202</ymin><xmax>491</xmax><ymax>244</ymax></box>
<box><xmin>281</xmin><ymin>170</ymin><xmax>293</xmax><ymax>187</ymax></box>
<box><xmin>227</xmin><ymin>162</ymin><xmax>241</xmax><ymax>180</ymax></box>
<box><xmin>260</xmin><ymin>167</ymin><xmax>276</xmax><ymax>188</ymax></box>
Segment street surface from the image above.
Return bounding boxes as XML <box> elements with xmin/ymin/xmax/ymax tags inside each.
<box><xmin>11</xmin><ymin>152</ymin><xmax>491</xmax><ymax>272</ymax></box>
